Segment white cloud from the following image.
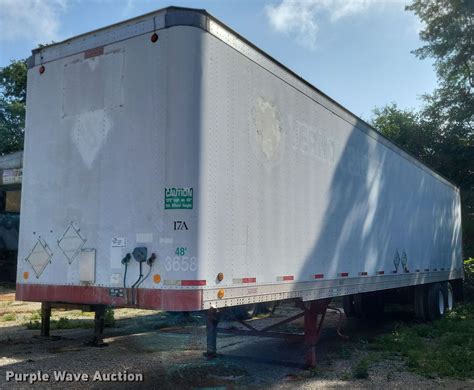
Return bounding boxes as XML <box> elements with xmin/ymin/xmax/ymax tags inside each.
<box><xmin>0</xmin><ymin>0</ymin><xmax>68</xmax><ymax>43</ymax></box>
<box><xmin>265</xmin><ymin>0</ymin><xmax>392</xmax><ymax>50</ymax></box>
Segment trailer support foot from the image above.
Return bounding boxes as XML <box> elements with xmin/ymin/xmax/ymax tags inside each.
<box><xmin>205</xmin><ymin>308</ymin><xmax>219</xmax><ymax>358</ymax></box>
<box><xmin>86</xmin><ymin>305</ymin><xmax>108</xmax><ymax>347</ymax></box>
<box><xmin>303</xmin><ymin>298</ymin><xmax>331</xmax><ymax>368</ymax></box>
<box><xmin>40</xmin><ymin>302</ymin><xmax>51</xmax><ymax>337</ymax></box>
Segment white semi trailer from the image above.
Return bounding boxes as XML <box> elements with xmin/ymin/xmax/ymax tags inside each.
<box><xmin>17</xmin><ymin>7</ymin><xmax>463</xmax><ymax>365</ymax></box>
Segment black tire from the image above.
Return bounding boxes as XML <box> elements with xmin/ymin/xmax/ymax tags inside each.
<box><xmin>232</xmin><ymin>304</ymin><xmax>258</xmax><ymax>320</ymax></box>
<box><xmin>343</xmin><ymin>295</ymin><xmax>357</xmax><ymax>318</ymax></box>
<box><xmin>414</xmin><ymin>285</ymin><xmax>426</xmax><ymax>320</ymax></box>
<box><xmin>352</xmin><ymin>292</ymin><xmax>384</xmax><ymax>319</ymax></box>
<box><xmin>425</xmin><ymin>283</ymin><xmax>446</xmax><ymax>321</ymax></box>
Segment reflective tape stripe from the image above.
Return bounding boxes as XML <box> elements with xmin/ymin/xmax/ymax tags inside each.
<box><xmin>377</xmin><ymin>271</ymin><xmax>385</xmax><ymax>275</ymax></box>
<box><xmin>163</xmin><ymin>280</ymin><xmax>206</xmax><ymax>286</ymax></box>
<box><xmin>339</xmin><ymin>272</ymin><xmax>349</xmax><ymax>277</ymax></box>
<box><xmin>276</xmin><ymin>276</ymin><xmax>294</xmax><ymax>282</ymax></box>
<box><xmin>162</xmin><ymin>280</ymin><xmax>181</xmax><ymax>286</ymax></box>
<box><xmin>359</xmin><ymin>272</ymin><xmax>368</xmax><ymax>276</ymax></box>
<box><xmin>181</xmin><ymin>280</ymin><xmax>206</xmax><ymax>286</ymax></box>
<box><xmin>232</xmin><ymin>277</ymin><xmax>256</xmax><ymax>284</ymax></box>
<box><xmin>314</xmin><ymin>274</ymin><xmax>324</xmax><ymax>279</ymax></box>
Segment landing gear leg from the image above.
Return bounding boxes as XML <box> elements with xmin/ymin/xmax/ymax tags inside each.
<box><xmin>40</xmin><ymin>302</ymin><xmax>51</xmax><ymax>337</ymax></box>
<box><xmin>303</xmin><ymin>298</ymin><xmax>331</xmax><ymax>368</ymax></box>
<box><xmin>205</xmin><ymin>308</ymin><xmax>219</xmax><ymax>358</ymax></box>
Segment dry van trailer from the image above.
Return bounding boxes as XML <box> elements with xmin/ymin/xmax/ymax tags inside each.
<box><xmin>17</xmin><ymin>7</ymin><xmax>463</xmax><ymax>365</ymax></box>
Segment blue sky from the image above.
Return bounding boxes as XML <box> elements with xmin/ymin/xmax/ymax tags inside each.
<box><xmin>0</xmin><ymin>0</ymin><xmax>437</xmax><ymax>119</ymax></box>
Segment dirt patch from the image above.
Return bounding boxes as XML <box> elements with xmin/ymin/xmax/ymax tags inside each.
<box><xmin>0</xmin><ymin>298</ymin><xmax>473</xmax><ymax>389</ymax></box>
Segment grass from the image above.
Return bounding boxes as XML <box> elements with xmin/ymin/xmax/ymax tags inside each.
<box><xmin>24</xmin><ymin>308</ymin><xmax>116</xmax><ymax>330</ymax></box>
<box><xmin>352</xmin><ymin>358</ymin><xmax>369</xmax><ymax>379</ymax></box>
<box><xmin>368</xmin><ymin>303</ymin><xmax>474</xmax><ymax>379</ymax></box>
<box><xmin>1</xmin><ymin>313</ymin><xmax>16</xmax><ymax>321</ymax></box>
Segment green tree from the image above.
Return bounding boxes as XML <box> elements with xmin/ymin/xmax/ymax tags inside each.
<box><xmin>371</xmin><ymin>103</ymin><xmax>435</xmax><ymax>161</ymax></box>
<box><xmin>374</xmin><ymin>0</ymin><xmax>473</xmax><ymax>256</ymax></box>
<box><xmin>0</xmin><ymin>60</ymin><xmax>27</xmax><ymax>155</ymax></box>
<box><xmin>408</xmin><ymin>0</ymin><xmax>473</xmax><ymax>257</ymax></box>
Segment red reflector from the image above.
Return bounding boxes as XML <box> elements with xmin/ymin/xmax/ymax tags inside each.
<box><xmin>340</xmin><ymin>272</ymin><xmax>349</xmax><ymax>277</ymax></box>
<box><xmin>180</xmin><ymin>280</ymin><xmax>206</xmax><ymax>286</ymax></box>
<box><xmin>242</xmin><ymin>277</ymin><xmax>256</xmax><ymax>283</ymax></box>
<box><xmin>39</xmin><ymin>65</ymin><xmax>45</xmax><ymax>74</ymax></box>
<box><xmin>151</xmin><ymin>33</ymin><xmax>159</xmax><ymax>42</ymax></box>
<box><xmin>314</xmin><ymin>274</ymin><xmax>324</xmax><ymax>279</ymax></box>
<box><xmin>433</xmin><ymin>268</ymin><xmax>438</xmax><ymax>271</ymax></box>
<box><xmin>392</xmin><ymin>270</ymin><xmax>398</xmax><ymax>273</ymax></box>
<box><xmin>282</xmin><ymin>275</ymin><xmax>294</xmax><ymax>281</ymax></box>
<box><xmin>377</xmin><ymin>271</ymin><xmax>385</xmax><ymax>275</ymax></box>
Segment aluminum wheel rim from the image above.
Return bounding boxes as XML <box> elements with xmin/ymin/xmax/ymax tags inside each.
<box><xmin>447</xmin><ymin>286</ymin><xmax>454</xmax><ymax>311</ymax></box>
<box><xmin>438</xmin><ymin>290</ymin><xmax>445</xmax><ymax>315</ymax></box>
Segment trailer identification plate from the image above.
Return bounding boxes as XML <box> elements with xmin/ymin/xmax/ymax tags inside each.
<box><xmin>165</xmin><ymin>187</ymin><xmax>193</xmax><ymax>209</ymax></box>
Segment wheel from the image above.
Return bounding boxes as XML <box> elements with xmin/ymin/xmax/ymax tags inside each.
<box><xmin>343</xmin><ymin>295</ymin><xmax>357</xmax><ymax>318</ymax></box>
<box><xmin>425</xmin><ymin>283</ymin><xmax>446</xmax><ymax>321</ymax></box>
<box><xmin>232</xmin><ymin>304</ymin><xmax>258</xmax><ymax>320</ymax></box>
<box><xmin>350</xmin><ymin>293</ymin><xmax>384</xmax><ymax>319</ymax></box>
<box><xmin>447</xmin><ymin>282</ymin><xmax>454</xmax><ymax>311</ymax></box>
<box><xmin>414</xmin><ymin>285</ymin><xmax>426</xmax><ymax>320</ymax></box>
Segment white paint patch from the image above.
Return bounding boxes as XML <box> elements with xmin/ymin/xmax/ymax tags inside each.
<box><xmin>110</xmin><ymin>246</ymin><xmax>123</xmax><ymax>269</ymax></box>
<box><xmin>159</xmin><ymin>237</ymin><xmax>173</xmax><ymax>245</ymax></box>
<box><xmin>78</xmin><ymin>249</ymin><xmax>96</xmax><ymax>283</ymax></box>
<box><xmin>136</xmin><ymin>232</ymin><xmax>153</xmax><ymax>243</ymax></box>
<box><xmin>110</xmin><ymin>273</ymin><xmax>122</xmax><ymax>286</ymax></box>
<box><xmin>72</xmin><ymin>108</ymin><xmax>111</xmax><ymax>168</ymax></box>
<box><xmin>254</xmin><ymin>97</ymin><xmax>282</xmax><ymax>161</ymax></box>
<box><xmin>87</xmin><ymin>57</ymin><xmax>100</xmax><ymax>71</ymax></box>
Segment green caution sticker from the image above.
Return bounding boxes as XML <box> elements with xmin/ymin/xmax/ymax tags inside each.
<box><xmin>165</xmin><ymin>187</ymin><xmax>193</xmax><ymax>210</ymax></box>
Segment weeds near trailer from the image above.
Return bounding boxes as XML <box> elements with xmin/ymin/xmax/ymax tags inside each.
<box><xmin>1</xmin><ymin>312</ymin><xmax>16</xmax><ymax>321</ymax></box>
<box><xmin>352</xmin><ymin>358</ymin><xmax>369</xmax><ymax>379</ymax></box>
<box><xmin>24</xmin><ymin>310</ymin><xmax>116</xmax><ymax>331</ymax></box>
<box><xmin>464</xmin><ymin>258</ymin><xmax>474</xmax><ymax>301</ymax></box>
<box><xmin>369</xmin><ymin>303</ymin><xmax>474</xmax><ymax>378</ymax></box>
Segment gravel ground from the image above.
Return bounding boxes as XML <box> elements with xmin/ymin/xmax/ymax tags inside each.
<box><xmin>0</xmin><ymin>292</ymin><xmax>473</xmax><ymax>389</ymax></box>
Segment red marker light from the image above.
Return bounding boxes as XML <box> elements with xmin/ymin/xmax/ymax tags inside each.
<box><xmin>151</xmin><ymin>33</ymin><xmax>158</xmax><ymax>43</ymax></box>
<box><xmin>39</xmin><ymin>65</ymin><xmax>45</xmax><ymax>74</ymax></box>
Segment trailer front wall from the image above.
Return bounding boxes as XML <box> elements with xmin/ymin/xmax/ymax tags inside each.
<box><xmin>17</xmin><ymin>25</ymin><xmax>206</xmax><ymax>310</ymax></box>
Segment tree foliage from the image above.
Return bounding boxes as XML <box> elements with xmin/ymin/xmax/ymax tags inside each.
<box><xmin>0</xmin><ymin>60</ymin><xmax>27</xmax><ymax>155</ymax></box>
<box><xmin>373</xmin><ymin>0</ymin><xmax>474</xmax><ymax>256</ymax></box>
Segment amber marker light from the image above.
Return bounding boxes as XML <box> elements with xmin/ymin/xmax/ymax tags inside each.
<box><xmin>217</xmin><ymin>289</ymin><xmax>225</xmax><ymax>299</ymax></box>
<box><xmin>23</xmin><ymin>271</ymin><xmax>29</xmax><ymax>280</ymax></box>
<box><xmin>153</xmin><ymin>274</ymin><xmax>161</xmax><ymax>283</ymax></box>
